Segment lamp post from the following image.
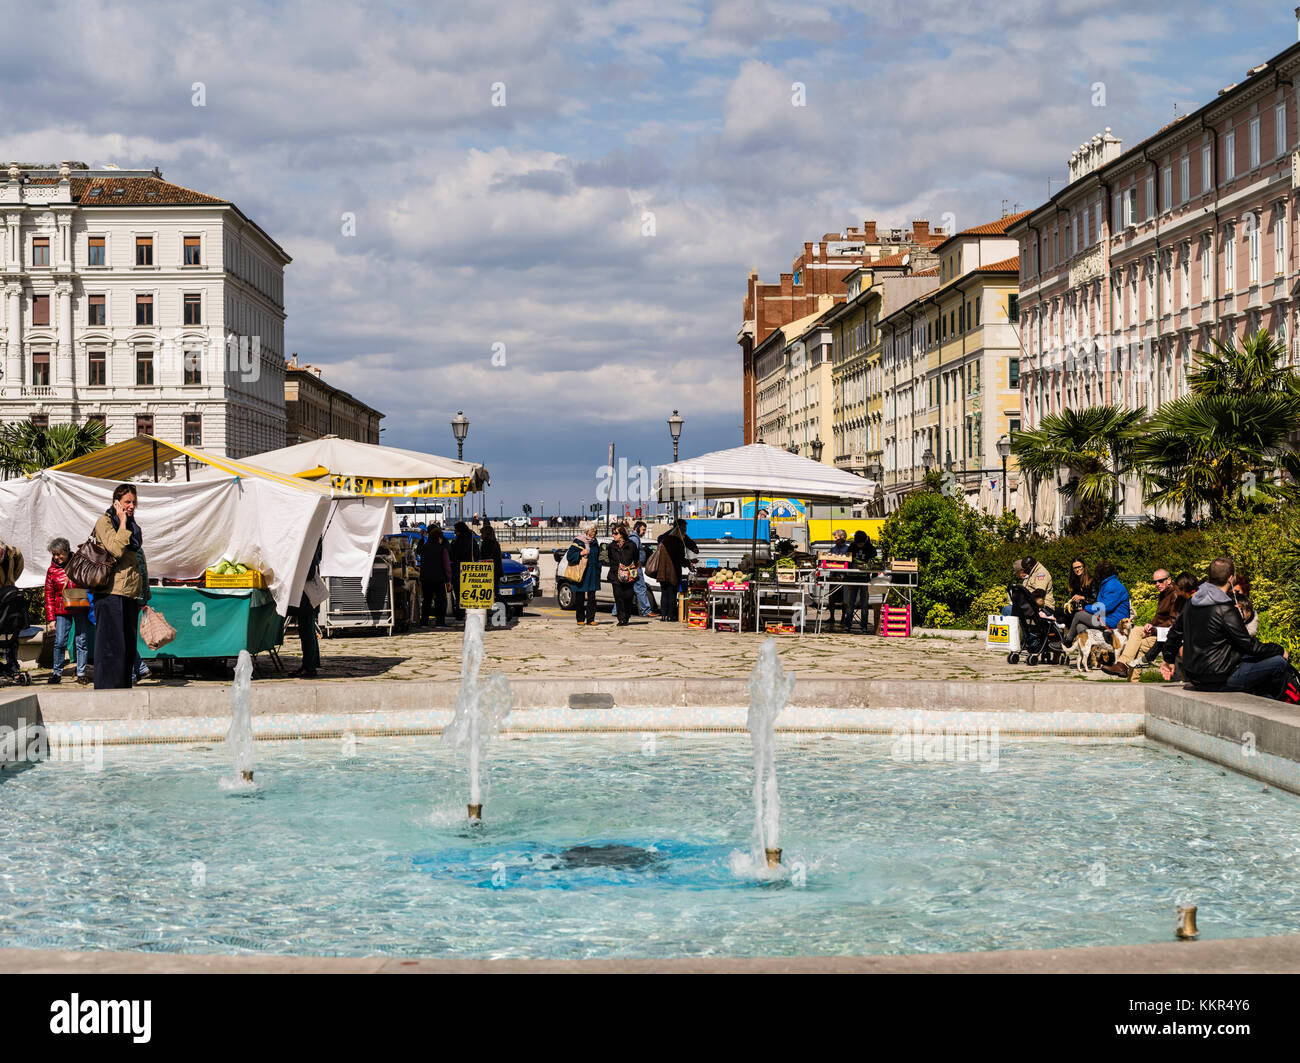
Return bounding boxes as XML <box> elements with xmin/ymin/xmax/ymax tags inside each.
<box><xmin>667</xmin><ymin>409</ymin><xmax>684</xmax><ymax>519</ymax></box>
<box><xmin>867</xmin><ymin>459</ymin><xmax>883</xmax><ymax>516</ymax></box>
<box><xmin>996</xmin><ymin>434</ymin><xmax>1012</xmax><ymax>514</ymax></box>
<box><xmin>451</xmin><ymin>410</ymin><xmax>469</xmax><ymax>520</ymax></box>
<box><xmin>922</xmin><ymin>447</ymin><xmax>934</xmax><ymax>476</ymax></box>
<box><xmin>811</xmin><ymin>437</ymin><xmax>824</xmax><ymax>463</ymax></box>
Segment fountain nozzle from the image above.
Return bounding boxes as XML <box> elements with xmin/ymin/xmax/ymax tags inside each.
<box><xmin>467</xmin><ymin>803</ymin><xmax>483</xmax><ymax>822</ymax></box>
<box><xmin>1175</xmin><ymin>904</ymin><xmax>1199</xmax><ymax>940</ymax></box>
<box><xmin>240</xmin><ymin>770</ymin><xmax>253</xmax><ymax>783</ymax></box>
<box><xmin>764</xmin><ymin>847</ymin><xmax>782</xmax><ymax>868</ymax></box>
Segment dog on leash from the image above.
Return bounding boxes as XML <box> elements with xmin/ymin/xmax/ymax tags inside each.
<box><xmin>1065</xmin><ymin>618</ymin><xmax>1130</xmax><ymax>674</ymax></box>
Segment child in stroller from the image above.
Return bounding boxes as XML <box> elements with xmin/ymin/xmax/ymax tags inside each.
<box><xmin>1004</xmin><ymin>582</ymin><xmax>1067</xmax><ymax>666</ymax></box>
<box><xmin>0</xmin><ymin>584</ymin><xmax>32</xmax><ymax>686</ymax></box>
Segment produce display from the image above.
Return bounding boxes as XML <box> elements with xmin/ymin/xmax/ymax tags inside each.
<box><xmin>205</xmin><ymin>555</ymin><xmax>266</xmax><ymax>588</ymax></box>
<box><xmin>211</xmin><ymin>559</ymin><xmax>253</xmax><ymax>576</ymax></box>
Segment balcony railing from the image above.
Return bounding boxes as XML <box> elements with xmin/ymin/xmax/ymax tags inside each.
<box><xmin>20</xmin><ymin>385</ymin><xmax>54</xmax><ymax>397</ymax></box>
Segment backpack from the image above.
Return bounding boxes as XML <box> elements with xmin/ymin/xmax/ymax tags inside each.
<box><xmin>1280</xmin><ymin>663</ymin><xmax>1300</xmax><ymax>704</ymax></box>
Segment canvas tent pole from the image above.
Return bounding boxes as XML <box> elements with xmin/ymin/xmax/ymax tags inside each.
<box><xmin>152</xmin><ymin>439</ymin><xmax>159</xmax><ymax>483</ymax></box>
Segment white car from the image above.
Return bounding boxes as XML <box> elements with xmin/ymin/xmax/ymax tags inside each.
<box><xmin>505</xmin><ymin>515</ymin><xmax>532</xmax><ymax>528</ymax></box>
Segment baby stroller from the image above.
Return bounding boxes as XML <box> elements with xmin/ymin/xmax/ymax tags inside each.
<box><xmin>1004</xmin><ymin>583</ymin><xmax>1067</xmax><ymax>666</ymax></box>
<box><xmin>0</xmin><ymin>585</ymin><xmax>31</xmax><ymax>686</ymax></box>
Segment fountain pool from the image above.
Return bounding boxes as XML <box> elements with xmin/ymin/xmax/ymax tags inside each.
<box><xmin>3</xmin><ymin>731</ymin><xmax>1300</xmax><ymax>959</ymax></box>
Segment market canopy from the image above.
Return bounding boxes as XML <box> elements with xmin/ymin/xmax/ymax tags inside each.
<box><xmin>240</xmin><ymin>435</ymin><xmax>490</xmax><ymax>497</ymax></box>
<box><xmin>653</xmin><ymin>443</ymin><xmax>877</xmax><ymax>504</ymax></box>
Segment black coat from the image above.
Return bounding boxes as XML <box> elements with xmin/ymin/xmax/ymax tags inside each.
<box><xmin>416</xmin><ymin>533</ymin><xmax>450</xmax><ymax>583</ymax></box>
<box><xmin>1164</xmin><ymin>584</ymin><xmax>1282</xmax><ymax>687</ymax></box>
<box><xmin>656</xmin><ymin>530</ymin><xmax>697</xmax><ymax>581</ymax></box>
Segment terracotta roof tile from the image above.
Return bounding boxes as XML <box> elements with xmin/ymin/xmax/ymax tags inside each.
<box><xmin>975</xmin><ymin>254</ymin><xmax>1020</xmax><ymax>273</ymax></box>
<box><xmin>71</xmin><ymin>176</ymin><xmax>227</xmax><ymax>206</ymax></box>
<box><xmin>957</xmin><ymin>210</ymin><xmax>1032</xmax><ymax>236</ymax></box>
<box><xmin>911</xmin><ymin>266</ymin><xmax>940</xmax><ymax>276</ymax></box>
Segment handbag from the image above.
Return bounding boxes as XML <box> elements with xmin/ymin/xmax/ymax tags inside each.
<box><xmin>138</xmin><ymin>605</ymin><xmax>177</xmax><ymax>651</ymax></box>
<box><xmin>304</xmin><ymin>573</ymin><xmax>328</xmax><ymax>608</ymax></box>
<box><xmin>561</xmin><ymin>541</ymin><xmax>589</xmax><ymax>583</ymax></box>
<box><xmin>62</xmin><ymin>586</ymin><xmax>91</xmax><ymax>611</ymax></box>
<box><xmin>66</xmin><ymin>533</ymin><xmax>114</xmax><ymax>591</ymax></box>
<box><xmin>645</xmin><ymin>544</ymin><xmax>674</xmax><ymax>583</ymax></box>
<box><xmin>617</xmin><ymin>563</ymin><xmax>638</xmax><ymax>583</ymax></box>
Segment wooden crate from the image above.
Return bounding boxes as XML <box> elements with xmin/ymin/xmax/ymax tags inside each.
<box><xmin>205</xmin><ymin>568</ymin><xmax>266</xmax><ymax>589</ymax></box>
<box><xmin>879</xmin><ymin>604</ymin><xmax>912</xmax><ymax>637</ymax></box>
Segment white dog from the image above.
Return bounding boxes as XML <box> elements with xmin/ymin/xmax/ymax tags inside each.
<box><xmin>1065</xmin><ymin>618</ymin><xmax>1130</xmax><ymax>674</ymax></box>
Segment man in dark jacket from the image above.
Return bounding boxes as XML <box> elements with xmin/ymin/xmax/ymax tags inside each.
<box><xmin>448</xmin><ymin>522</ymin><xmax>478</xmax><ymax>622</ymax></box>
<box><xmin>655</xmin><ymin>519</ymin><xmax>697</xmax><ymax>622</ymax></box>
<box><xmin>1103</xmin><ymin>567</ymin><xmax>1178</xmax><ymax>679</ymax></box>
<box><xmin>417</xmin><ymin>523</ymin><xmax>452</xmax><ymax>627</ymax></box>
<box><xmin>1161</xmin><ymin>557</ymin><xmax>1289</xmax><ymax>698</ymax></box>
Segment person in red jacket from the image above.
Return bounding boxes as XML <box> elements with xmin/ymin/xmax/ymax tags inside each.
<box><xmin>44</xmin><ymin>537</ymin><xmax>90</xmax><ymax>685</ymax></box>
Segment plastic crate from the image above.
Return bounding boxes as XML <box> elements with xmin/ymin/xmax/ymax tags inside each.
<box><xmin>205</xmin><ymin>568</ymin><xmax>266</xmax><ymax>589</ymax></box>
<box><xmin>879</xmin><ymin>604</ymin><xmax>912</xmax><ymax>637</ymax></box>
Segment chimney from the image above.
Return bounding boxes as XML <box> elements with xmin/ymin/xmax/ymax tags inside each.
<box><xmin>780</xmin><ymin>272</ymin><xmax>793</xmax><ymax>295</ymax></box>
<box><xmin>862</xmin><ymin>220</ymin><xmax>877</xmax><ymax>243</ymax></box>
<box><xmin>912</xmin><ymin>220</ymin><xmax>930</xmax><ymax>242</ymax></box>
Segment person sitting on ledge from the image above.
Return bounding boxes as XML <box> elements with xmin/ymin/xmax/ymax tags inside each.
<box><xmin>1161</xmin><ymin>556</ymin><xmax>1288</xmax><ymax>699</ymax></box>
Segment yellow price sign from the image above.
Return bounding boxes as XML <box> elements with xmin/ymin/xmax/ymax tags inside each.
<box><xmin>459</xmin><ymin>561</ymin><xmax>496</xmax><ymax>610</ymax></box>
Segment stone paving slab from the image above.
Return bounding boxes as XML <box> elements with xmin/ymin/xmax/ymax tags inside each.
<box><xmin>2</xmin><ymin>933</ymin><xmax>1296</xmax><ymax>972</ymax></box>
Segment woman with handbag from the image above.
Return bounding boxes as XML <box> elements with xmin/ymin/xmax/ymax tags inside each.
<box><xmin>655</xmin><ymin>518</ymin><xmax>697</xmax><ymax>622</ymax></box>
<box><xmin>563</xmin><ymin>522</ymin><xmax>602</xmax><ymax>626</ymax></box>
<box><xmin>91</xmin><ymin>484</ymin><xmax>145</xmax><ymax>690</ymax></box>
<box><xmin>607</xmin><ymin>523</ymin><xmax>640</xmax><ymax>627</ymax></box>
<box><xmin>43</xmin><ymin>538</ymin><xmax>90</xmax><ymax>685</ymax></box>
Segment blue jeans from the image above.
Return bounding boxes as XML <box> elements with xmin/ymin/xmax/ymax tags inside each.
<box><xmin>52</xmin><ymin>613</ymin><xmax>89</xmax><ymax>678</ymax></box>
<box><xmin>633</xmin><ymin>569</ymin><xmax>653</xmax><ymax>615</ymax></box>
<box><xmin>1222</xmin><ymin>654</ymin><xmax>1290</xmax><ymax>700</ymax></box>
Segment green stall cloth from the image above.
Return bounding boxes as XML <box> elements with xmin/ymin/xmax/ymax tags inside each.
<box><xmin>135</xmin><ymin>586</ymin><xmax>285</xmax><ymax>660</ymax></box>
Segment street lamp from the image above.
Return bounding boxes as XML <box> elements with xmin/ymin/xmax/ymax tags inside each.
<box><xmin>867</xmin><ymin>460</ymin><xmax>883</xmax><ymax>482</ymax></box>
<box><xmin>811</xmin><ymin>437</ymin><xmax>824</xmax><ymax>462</ymax></box>
<box><xmin>451</xmin><ymin>410</ymin><xmax>469</xmax><ymax>520</ymax></box>
<box><xmin>667</xmin><ymin>409</ymin><xmax>684</xmax><ymax>518</ymax></box>
<box><xmin>922</xmin><ymin>447</ymin><xmax>934</xmax><ymax>475</ymax></box>
<box><xmin>996</xmin><ymin>434</ymin><xmax>1012</xmax><ymax>514</ymax></box>
<box><xmin>945</xmin><ymin>449</ymin><xmax>953</xmax><ymax>473</ymax></box>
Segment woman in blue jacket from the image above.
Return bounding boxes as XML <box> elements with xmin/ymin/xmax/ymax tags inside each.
<box><xmin>564</xmin><ymin>522</ymin><xmax>603</xmax><ymax>626</ymax></box>
<box><xmin>1064</xmin><ymin>559</ymin><xmax>1131</xmax><ymax>642</ymax></box>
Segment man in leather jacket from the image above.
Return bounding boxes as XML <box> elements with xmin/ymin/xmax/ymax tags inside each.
<box><xmin>1161</xmin><ymin>556</ymin><xmax>1289</xmax><ymax>698</ymax></box>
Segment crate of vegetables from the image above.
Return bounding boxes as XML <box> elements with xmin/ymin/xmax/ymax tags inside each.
<box><xmin>205</xmin><ymin>559</ymin><xmax>265</xmax><ymax>589</ymax></box>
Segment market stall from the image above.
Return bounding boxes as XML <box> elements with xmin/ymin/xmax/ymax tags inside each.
<box><xmin>136</xmin><ymin>586</ymin><xmax>285</xmax><ymax>670</ymax></box>
<box><xmin>653</xmin><ymin>443</ymin><xmax>879</xmax><ymax>634</ymax></box>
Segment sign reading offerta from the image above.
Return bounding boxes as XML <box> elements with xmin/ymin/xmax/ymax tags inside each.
<box><xmin>459</xmin><ymin>561</ymin><xmax>495</xmax><ymax>610</ymax></box>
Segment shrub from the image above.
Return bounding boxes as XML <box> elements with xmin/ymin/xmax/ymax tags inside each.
<box><xmin>880</xmin><ymin>489</ymin><xmax>990</xmax><ymax>624</ymax></box>
<box><xmin>961</xmin><ymin>585</ymin><xmax>1012</xmax><ymax>628</ymax></box>
<box><xmin>925</xmin><ymin>603</ymin><xmax>956</xmax><ymax>628</ymax></box>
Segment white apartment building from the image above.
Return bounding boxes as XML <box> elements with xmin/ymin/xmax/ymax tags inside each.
<box><xmin>0</xmin><ymin>162</ymin><xmax>290</xmax><ymax>457</ymax></box>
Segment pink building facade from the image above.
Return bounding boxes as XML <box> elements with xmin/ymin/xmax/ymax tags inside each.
<box><xmin>1010</xmin><ymin>30</ymin><xmax>1300</xmax><ymax>523</ymax></box>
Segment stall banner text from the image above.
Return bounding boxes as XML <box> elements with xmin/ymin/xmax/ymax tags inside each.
<box><xmin>328</xmin><ymin>475</ymin><xmax>472</xmax><ymax>498</ymax></box>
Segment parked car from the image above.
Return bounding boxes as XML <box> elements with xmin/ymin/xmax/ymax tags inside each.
<box><xmin>551</xmin><ymin>538</ymin><xmax>694</xmax><ymax>611</ymax></box>
<box><xmin>504</xmin><ymin>515</ymin><xmax>532</xmax><ymax>528</ymax></box>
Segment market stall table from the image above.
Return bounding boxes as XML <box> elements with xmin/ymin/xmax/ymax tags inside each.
<box><xmin>136</xmin><ymin>586</ymin><xmax>285</xmax><ymax>672</ymax></box>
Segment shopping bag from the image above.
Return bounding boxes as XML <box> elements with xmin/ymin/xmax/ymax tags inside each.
<box><xmin>139</xmin><ymin>605</ymin><xmax>177</xmax><ymax>650</ymax></box>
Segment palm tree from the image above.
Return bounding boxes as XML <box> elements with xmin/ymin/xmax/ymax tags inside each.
<box><xmin>521</xmin><ymin>503</ymin><xmax>532</xmax><ymax>519</ymax></box>
<box><xmin>1132</xmin><ymin>329</ymin><xmax>1300</xmax><ymax>520</ymax></box>
<box><xmin>1009</xmin><ymin>405</ymin><xmax>1147</xmax><ymax>533</ymax></box>
<box><xmin>0</xmin><ymin>419</ymin><xmax>107</xmax><ymax>477</ymax></box>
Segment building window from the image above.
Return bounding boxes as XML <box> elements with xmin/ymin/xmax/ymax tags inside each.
<box><xmin>1181</xmin><ymin>247</ymin><xmax>1191</xmax><ymax>307</ymax></box>
<box><xmin>183</xmin><ymin>293</ymin><xmax>201</xmax><ymax>326</ymax></box>
<box><xmin>136</xmin><ymin>414</ymin><xmax>154</xmax><ymax>437</ymax></box>
<box><xmin>88</xmin><ymin>236</ymin><xmax>105</xmax><ymax>267</ymax></box>
<box><xmin>1202</xmin><ymin>234</ymin><xmax>1212</xmax><ymax>289</ymax></box>
<box><xmin>975</xmin><ymin>298</ymin><xmax>981</xmax><ymax>326</ymax></box>
<box><xmin>1179</xmin><ymin>157</ymin><xmax>1189</xmax><ymax>203</ymax></box>
<box><xmin>135</xmin><ymin>236</ymin><xmax>153</xmax><ymax>266</ymax></box>
<box><xmin>135</xmin><ymin>347</ymin><xmax>154</xmax><ymax>386</ymax></box>
<box><xmin>1009</xmin><ymin>357</ymin><xmax>1020</xmax><ymax>388</ymax></box>
<box><xmin>88</xmin><ymin>349</ymin><xmax>106</xmax><ymax>387</ymax></box>
<box><xmin>1145</xmin><ymin>175</ymin><xmax>1155</xmax><ymax>219</ymax></box>
<box><xmin>1249</xmin><ymin>117</ymin><xmax>1260</xmax><ymax>168</ymax></box>
<box><xmin>32</xmin><ymin>350</ymin><xmax>50</xmax><ymax>386</ymax></box>
<box><xmin>1202</xmin><ymin>144</ymin><xmax>1212</xmax><ymax>192</ymax></box>
<box><xmin>1276</xmin><ymin>208</ymin><xmax>1287</xmax><ymax>275</ymax></box>
<box><xmin>32</xmin><ymin>294</ymin><xmax>49</xmax><ymax>326</ymax></box>
<box><xmin>1278</xmin><ymin>104</ymin><xmax>1288</xmax><ymax>156</ymax></box>
<box><xmin>87</xmin><ymin>293</ymin><xmax>105</xmax><ymax>326</ymax></box>
<box><xmin>183</xmin><ymin>349</ymin><xmax>201</xmax><ymax>385</ymax></box>
<box><xmin>32</xmin><ymin>237</ymin><xmax>49</xmax><ymax>267</ymax></box>
<box><xmin>135</xmin><ymin>293</ymin><xmax>153</xmax><ymax>326</ymax></box>
<box><xmin>1161</xmin><ymin>166</ymin><xmax>1171</xmax><ymax>212</ymax></box>
<box><xmin>1249</xmin><ymin>221</ymin><xmax>1261</xmax><ymax>284</ymax></box>
<box><xmin>1225</xmin><ymin>226</ymin><xmax>1236</xmax><ymax>290</ymax></box>
<box><xmin>1007</xmin><ymin>293</ymin><xmax>1019</xmax><ymax>322</ymax></box>
<box><xmin>30</xmin><ymin>414</ymin><xmax>48</xmax><ymax>430</ymax></box>
<box><xmin>1225</xmin><ymin>130</ymin><xmax>1236</xmax><ymax>180</ymax></box>
<box><xmin>184</xmin><ymin>414</ymin><xmax>202</xmax><ymax>447</ymax></box>
<box><xmin>1124</xmin><ymin>187</ymin><xmax>1138</xmax><ymax>227</ymax></box>
<box><xmin>183</xmin><ymin>236</ymin><xmax>201</xmax><ymax>266</ymax></box>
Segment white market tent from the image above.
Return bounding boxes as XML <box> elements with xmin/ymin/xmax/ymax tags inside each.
<box><xmin>240</xmin><ymin>435</ymin><xmax>490</xmax><ymax>496</ymax></box>
<box><xmin>0</xmin><ymin>436</ymin><xmax>392</xmax><ymax>614</ymax></box>
<box><xmin>653</xmin><ymin>442</ymin><xmax>878</xmax><ymax>566</ymax></box>
<box><xmin>654</xmin><ymin>443</ymin><xmax>877</xmax><ymax>504</ymax></box>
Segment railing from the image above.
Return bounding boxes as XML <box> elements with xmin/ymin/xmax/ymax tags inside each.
<box><xmin>20</xmin><ymin>385</ymin><xmax>54</xmax><ymax>397</ymax></box>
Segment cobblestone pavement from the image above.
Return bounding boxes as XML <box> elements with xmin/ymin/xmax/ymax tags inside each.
<box><xmin>242</xmin><ymin>602</ymin><xmax>1125</xmax><ymax>686</ymax></box>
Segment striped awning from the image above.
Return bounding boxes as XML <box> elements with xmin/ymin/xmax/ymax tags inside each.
<box><xmin>48</xmin><ymin>434</ymin><xmax>334</xmax><ymax>495</ymax></box>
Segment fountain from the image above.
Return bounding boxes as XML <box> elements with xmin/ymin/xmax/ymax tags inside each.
<box><xmin>225</xmin><ymin>650</ymin><xmax>255</xmax><ymax>785</ymax></box>
<box><xmin>747</xmin><ymin>638</ymin><xmax>795</xmax><ymax>868</ymax></box>
<box><xmin>441</xmin><ymin>610</ymin><xmax>516</xmax><ymax>822</ymax></box>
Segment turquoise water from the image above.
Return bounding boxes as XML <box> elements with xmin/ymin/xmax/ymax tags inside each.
<box><xmin>2</xmin><ymin>733</ymin><xmax>1299</xmax><ymax>958</ymax></box>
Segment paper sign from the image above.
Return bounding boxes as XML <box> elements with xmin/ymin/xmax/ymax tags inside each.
<box><xmin>459</xmin><ymin>561</ymin><xmax>495</xmax><ymax>610</ymax></box>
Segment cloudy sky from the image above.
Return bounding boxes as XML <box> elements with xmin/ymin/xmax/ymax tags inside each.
<box><xmin>4</xmin><ymin>0</ymin><xmax>1297</xmax><ymax>512</ymax></box>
